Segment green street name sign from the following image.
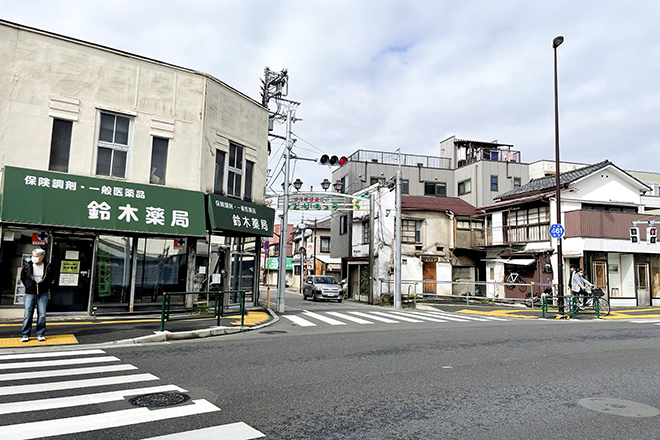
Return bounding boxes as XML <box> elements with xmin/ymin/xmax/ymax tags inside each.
<box><xmin>266</xmin><ymin>257</ymin><xmax>293</xmax><ymax>270</ymax></box>
<box><xmin>0</xmin><ymin>166</ymin><xmax>206</xmax><ymax>236</ymax></box>
<box><xmin>207</xmin><ymin>194</ymin><xmax>275</xmax><ymax>237</ymax></box>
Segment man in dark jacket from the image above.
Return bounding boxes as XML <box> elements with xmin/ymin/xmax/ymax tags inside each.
<box><xmin>20</xmin><ymin>248</ymin><xmax>52</xmax><ymax>342</ymax></box>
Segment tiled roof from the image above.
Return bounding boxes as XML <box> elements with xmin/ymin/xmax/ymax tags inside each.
<box><xmin>401</xmin><ymin>196</ymin><xmax>479</xmax><ymax>216</ymax></box>
<box><xmin>497</xmin><ymin>160</ymin><xmax>612</xmax><ymax>200</ymax></box>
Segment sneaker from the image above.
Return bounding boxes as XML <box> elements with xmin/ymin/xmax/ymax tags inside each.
<box><xmin>21</xmin><ymin>336</ymin><xmax>29</xmax><ymax>343</ymax></box>
<box><xmin>37</xmin><ymin>335</ymin><xmax>46</xmax><ymax>342</ymax></box>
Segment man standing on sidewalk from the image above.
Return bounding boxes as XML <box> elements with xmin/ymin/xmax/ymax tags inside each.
<box><xmin>20</xmin><ymin>248</ymin><xmax>53</xmax><ymax>342</ymax></box>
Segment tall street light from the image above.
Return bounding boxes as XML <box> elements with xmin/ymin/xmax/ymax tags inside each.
<box><xmin>553</xmin><ymin>35</ymin><xmax>565</xmax><ymax>312</ymax></box>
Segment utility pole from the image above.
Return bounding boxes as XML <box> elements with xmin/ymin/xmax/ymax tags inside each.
<box><xmin>368</xmin><ymin>194</ymin><xmax>375</xmax><ymax>305</ymax></box>
<box><xmin>394</xmin><ymin>149</ymin><xmax>402</xmax><ymax>309</ymax></box>
<box><xmin>277</xmin><ymin>109</ymin><xmax>293</xmax><ymax>313</ymax></box>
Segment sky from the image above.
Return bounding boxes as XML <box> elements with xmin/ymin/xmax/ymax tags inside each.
<box><xmin>2</xmin><ymin>1</ymin><xmax>660</xmax><ymax>213</ymax></box>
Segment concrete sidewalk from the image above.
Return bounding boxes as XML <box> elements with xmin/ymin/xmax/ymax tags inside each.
<box><xmin>0</xmin><ymin>307</ymin><xmax>277</xmax><ymax>349</ymax></box>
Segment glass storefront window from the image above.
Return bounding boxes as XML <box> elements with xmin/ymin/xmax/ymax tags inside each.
<box><xmin>94</xmin><ymin>236</ymin><xmax>133</xmax><ymax>305</ymax></box>
<box><xmin>0</xmin><ymin>228</ymin><xmax>49</xmax><ymax>306</ymax></box>
<box><xmin>134</xmin><ymin>237</ymin><xmax>187</xmax><ymax>305</ymax></box>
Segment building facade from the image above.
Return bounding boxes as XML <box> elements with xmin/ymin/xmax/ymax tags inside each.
<box><xmin>0</xmin><ymin>20</ymin><xmax>273</xmax><ymax>315</ymax></box>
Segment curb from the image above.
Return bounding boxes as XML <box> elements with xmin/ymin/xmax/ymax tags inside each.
<box><xmin>102</xmin><ymin>308</ymin><xmax>280</xmax><ymax>346</ymax></box>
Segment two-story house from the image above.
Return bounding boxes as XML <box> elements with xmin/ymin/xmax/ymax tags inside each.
<box><xmin>289</xmin><ymin>218</ymin><xmax>340</xmax><ymax>290</ymax></box>
<box><xmin>346</xmin><ymin>184</ymin><xmax>482</xmax><ymax>301</ymax></box>
<box><xmin>0</xmin><ymin>20</ymin><xmax>273</xmax><ymax>315</ymax></box>
<box><xmin>480</xmin><ymin>160</ymin><xmax>660</xmax><ymax>306</ymax></box>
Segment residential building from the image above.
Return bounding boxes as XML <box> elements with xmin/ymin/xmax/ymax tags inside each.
<box><xmin>480</xmin><ymin>160</ymin><xmax>660</xmax><ymax>306</ymax></box>
<box><xmin>346</xmin><ymin>183</ymin><xmax>482</xmax><ymax>301</ymax></box>
<box><xmin>0</xmin><ymin>20</ymin><xmax>273</xmax><ymax>315</ymax></box>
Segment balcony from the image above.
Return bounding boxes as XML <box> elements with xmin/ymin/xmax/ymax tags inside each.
<box><xmin>486</xmin><ymin>224</ymin><xmax>550</xmax><ymax>246</ymax></box>
<box><xmin>564</xmin><ymin>210</ymin><xmax>660</xmax><ymax>240</ymax></box>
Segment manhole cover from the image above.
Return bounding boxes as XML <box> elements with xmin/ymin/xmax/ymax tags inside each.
<box><xmin>578</xmin><ymin>398</ymin><xmax>660</xmax><ymax>418</ymax></box>
<box><xmin>128</xmin><ymin>392</ymin><xmax>191</xmax><ymax>408</ymax></box>
<box><xmin>259</xmin><ymin>330</ymin><xmax>287</xmax><ymax>334</ymax></box>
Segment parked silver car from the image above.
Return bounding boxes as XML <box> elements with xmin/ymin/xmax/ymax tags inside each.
<box><xmin>302</xmin><ymin>275</ymin><xmax>343</xmax><ymax>302</ymax></box>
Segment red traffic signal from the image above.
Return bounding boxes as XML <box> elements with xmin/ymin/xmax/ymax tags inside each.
<box><xmin>647</xmin><ymin>227</ymin><xmax>657</xmax><ymax>244</ymax></box>
<box><xmin>318</xmin><ymin>155</ymin><xmax>348</xmax><ymax>167</ymax></box>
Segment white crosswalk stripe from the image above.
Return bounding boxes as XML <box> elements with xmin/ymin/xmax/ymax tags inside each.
<box><xmin>281</xmin><ymin>309</ymin><xmax>513</xmax><ymax>328</ymax></box>
<box><xmin>0</xmin><ymin>349</ymin><xmax>265</xmax><ymax>439</ymax></box>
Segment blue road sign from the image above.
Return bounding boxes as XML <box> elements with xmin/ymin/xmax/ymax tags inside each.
<box><xmin>263</xmin><ymin>241</ymin><xmax>269</xmax><ymax>249</ymax></box>
<box><xmin>549</xmin><ymin>224</ymin><xmax>565</xmax><ymax>238</ymax></box>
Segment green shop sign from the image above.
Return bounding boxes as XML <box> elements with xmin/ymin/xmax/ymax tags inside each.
<box><xmin>207</xmin><ymin>194</ymin><xmax>275</xmax><ymax>237</ymax></box>
<box><xmin>266</xmin><ymin>257</ymin><xmax>293</xmax><ymax>271</ymax></box>
<box><xmin>0</xmin><ymin>166</ymin><xmax>206</xmax><ymax>236</ymax></box>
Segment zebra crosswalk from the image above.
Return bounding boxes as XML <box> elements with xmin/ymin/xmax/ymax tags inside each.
<box><xmin>627</xmin><ymin>318</ymin><xmax>660</xmax><ymax>326</ymax></box>
<box><xmin>282</xmin><ymin>309</ymin><xmax>510</xmax><ymax>328</ymax></box>
<box><xmin>0</xmin><ymin>349</ymin><xmax>265</xmax><ymax>440</ymax></box>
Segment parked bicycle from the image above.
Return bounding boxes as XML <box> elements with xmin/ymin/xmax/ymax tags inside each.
<box><xmin>505</xmin><ymin>272</ymin><xmax>527</xmax><ymax>292</ymax></box>
<box><xmin>524</xmin><ymin>286</ymin><xmax>553</xmax><ymax>308</ymax></box>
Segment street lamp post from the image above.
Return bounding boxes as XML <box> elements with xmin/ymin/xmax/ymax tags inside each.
<box><xmin>553</xmin><ymin>35</ymin><xmax>565</xmax><ymax>312</ymax></box>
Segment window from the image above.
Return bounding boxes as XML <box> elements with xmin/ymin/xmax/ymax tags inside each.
<box><xmin>320</xmin><ymin>237</ymin><xmax>330</xmax><ymax>253</ymax></box>
<box><xmin>340</xmin><ymin>176</ymin><xmax>346</xmax><ymax>193</ymax></box>
<box><xmin>96</xmin><ymin>112</ymin><xmax>131</xmax><ymax>178</ymax></box>
<box><xmin>582</xmin><ymin>203</ymin><xmax>637</xmax><ymax>214</ymax></box>
<box><xmin>244</xmin><ymin>160</ymin><xmax>254</xmax><ymax>202</ymax></box>
<box><xmin>453</xmin><ymin>266</ymin><xmax>471</xmax><ymax>279</ymax></box>
<box><xmin>149</xmin><ymin>137</ymin><xmax>168</xmax><ymax>185</ymax></box>
<box><xmin>458</xmin><ymin>179</ymin><xmax>471</xmax><ymax>195</ymax></box>
<box><xmin>504</xmin><ymin>205</ymin><xmax>551</xmax><ymax>242</ymax></box>
<box><xmin>401</xmin><ymin>179</ymin><xmax>409</xmax><ymax>194</ymax></box>
<box><xmin>490</xmin><ymin>175</ymin><xmax>498</xmax><ymax>191</ymax></box>
<box><xmin>49</xmin><ymin>119</ymin><xmax>73</xmax><ymax>172</ymax></box>
<box><xmin>370</xmin><ymin>177</ymin><xmax>385</xmax><ymax>185</ymax></box>
<box><xmin>339</xmin><ymin>215</ymin><xmax>348</xmax><ymax>235</ymax></box>
<box><xmin>227</xmin><ymin>142</ymin><xmax>244</xmax><ymax>197</ymax></box>
<box><xmin>424</xmin><ymin>182</ymin><xmax>446</xmax><ymax>197</ymax></box>
<box><xmin>457</xmin><ymin>219</ymin><xmax>484</xmax><ymax>230</ymax></box>
<box><xmin>294</xmin><ymin>265</ymin><xmax>301</xmax><ymax>275</ymax></box>
<box><xmin>513</xmin><ymin>177</ymin><xmax>521</xmax><ymax>189</ymax></box>
<box><xmin>363</xmin><ymin>221</ymin><xmax>370</xmax><ymax>244</ymax></box>
<box><xmin>214</xmin><ymin>150</ymin><xmax>226</xmax><ymax>195</ymax></box>
<box><xmin>401</xmin><ymin>219</ymin><xmax>422</xmax><ymax>243</ymax></box>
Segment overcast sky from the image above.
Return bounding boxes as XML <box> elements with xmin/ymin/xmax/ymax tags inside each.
<box><xmin>3</xmin><ymin>1</ymin><xmax>659</xmax><ymax>208</ymax></box>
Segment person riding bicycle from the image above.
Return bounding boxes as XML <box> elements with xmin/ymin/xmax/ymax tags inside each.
<box><xmin>571</xmin><ymin>268</ymin><xmax>593</xmax><ymax>309</ymax></box>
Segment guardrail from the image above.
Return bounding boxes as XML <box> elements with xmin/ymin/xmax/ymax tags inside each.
<box><xmin>160</xmin><ymin>290</ymin><xmax>246</xmax><ymax>332</ymax></box>
<box><xmin>372</xmin><ymin>279</ymin><xmax>558</xmax><ymax>306</ymax></box>
<box><xmin>542</xmin><ymin>295</ymin><xmax>604</xmax><ymax>319</ymax></box>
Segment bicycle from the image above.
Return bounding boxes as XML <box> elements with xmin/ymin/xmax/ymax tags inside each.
<box><xmin>505</xmin><ymin>272</ymin><xmax>527</xmax><ymax>292</ymax></box>
<box><xmin>572</xmin><ymin>288</ymin><xmax>610</xmax><ymax>317</ymax></box>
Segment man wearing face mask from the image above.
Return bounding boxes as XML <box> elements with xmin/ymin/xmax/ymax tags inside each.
<box><xmin>20</xmin><ymin>248</ymin><xmax>52</xmax><ymax>342</ymax></box>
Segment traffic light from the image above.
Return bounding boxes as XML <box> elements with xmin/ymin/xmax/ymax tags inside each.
<box><xmin>647</xmin><ymin>227</ymin><xmax>657</xmax><ymax>244</ymax></box>
<box><xmin>630</xmin><ymin>227</ymin><xmax>640</xmax><ymax>243</ymax></box>
<box><xmin>318</xmin><ymin>155</ymin><xmax>347</xmax><ymax>166</ymax></box>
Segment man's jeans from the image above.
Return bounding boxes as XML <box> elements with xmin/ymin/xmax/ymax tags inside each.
<box><xmin>22</xmin><ymin>293</ymin><xmax>48</xmax><ymax>337</ymax></box>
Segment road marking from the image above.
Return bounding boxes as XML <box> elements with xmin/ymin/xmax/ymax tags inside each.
<box><xmin>229</xmin><ymin>311</ymin><xmax>271</xmax><ymax>326</ymax></box>
<box><xmin>0</xmin><ymin>399</ymin><xmax>219</xmax><ymax>440</ymax></box>
<box><xmin>282</xmin><ymin>315</ymin><xmax>317</xmax><ymax>327</ymax></box>
<box><xmin>0</xmin><ymin>334</ymin><xmax>78</xmax><ymax>348</ymax></box>
<box><xmin>0</xmin><ymin>364</ymin><xmax>137</xmax><ymax>382</ymax></box>
<box><xmin>0</xmin><ymin>349</ymin><xmax>105</xmax><ymax>361</ymax></box>
<box><xmin>0</xmin><ymin>373</ymin><xmax>158</xmax><ymax>396</ymax></box>
<box><xmin>0</xmin><ymin>356</ymin><xmax>120</xmax><ymax>370</ymax></box>
<box><xmin>628</xmin><ymin>319</ymin><xmax>660</xmax><ymax>323</ymax></box>
<box><xmin>389</xmin><ymin>311</ymin><xmax>448</xmax><ymax>322</ymax></box>
<box><xmin>456</xmin><ymin>309</ymin><xmax>533</xmax><ymax>319</ymax></box>
<box><xmin>426</xmin><ymin>311</ymin><xmax>490</xmax><ymax>321</ymax></box>
<box><xmin>369</xmin><ymin>311</ymin><xmax>424</xmax><ymax>323</ymax></box>
<box><xmin>348</xmin><ymin>311</ymin><xmax>401</xmax><ymax>323</ymax></box>
<box><xmin>0</xmin><ymin>384</ymin><xmax>186</xmax><ymax>415</ymax></box>
<box><xmin>326</xmin><ymin>312</ymin><xmax>374</xmax><ymax>324</ymax></box>
<box><xmin>303</xmin><ymin>311</ymin><xmax>347</xmax><ymax>325</ymax></box>
<box><xmin>139</xmin><ymin>422</ymin><xmax>265</xmax><ymax>439</ymax></box>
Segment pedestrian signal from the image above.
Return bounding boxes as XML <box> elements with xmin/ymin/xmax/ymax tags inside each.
<box><xmin>630</xmin><ymin>227</ymin><xmax>640</xmax><ymax>243</ymax></box>
<box><xmin>647</xmin><ymin>227</ymin><xmax>657</xmax><ymax>245</ymax></box>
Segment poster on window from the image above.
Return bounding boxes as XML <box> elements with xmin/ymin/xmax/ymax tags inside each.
<box><xmin>14</xmin><ymin>267</ymin><xmax>25</xmax><ymax>305</ymax></box>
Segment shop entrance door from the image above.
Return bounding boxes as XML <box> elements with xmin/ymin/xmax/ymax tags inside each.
<box><xmin>636</xmin><ymin>262</ymin><xmax>651</xmax><ymax>306</ymax></box>
<box><xmin>50</xmin><ymin>234</ymin><xmax>94</xmax><ymax>312</ymax></box>
<box><xmin>592</xmin><ymin>261</ymin><xmax>608</xmax><ymax>295</ymax></box>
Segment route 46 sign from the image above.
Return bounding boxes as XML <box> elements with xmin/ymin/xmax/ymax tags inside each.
<box><xmin>549</xmin><ymin>224</ymin><xmax>565</xmax><ymax>238</ymax></box>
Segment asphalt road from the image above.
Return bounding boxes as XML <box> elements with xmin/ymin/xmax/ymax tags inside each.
<box><xmin>4</xmin><ymin>294</ymin><xmax>660</xmax><ymax>439</ymax></box>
